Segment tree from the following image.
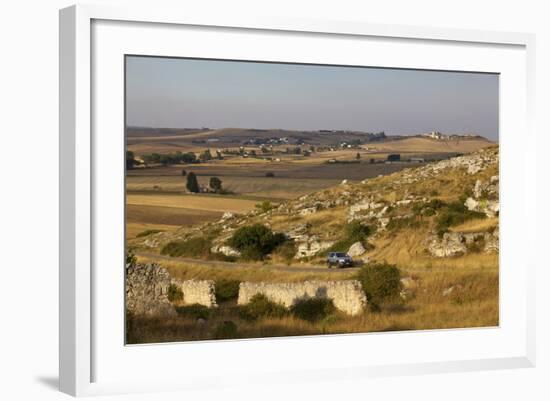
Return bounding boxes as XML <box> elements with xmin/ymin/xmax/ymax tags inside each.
<box><xmin>186</xmin><ymin>172</ymin><xmax>199</xmax><ymax>193</ymax></box>
<box><xmin>199</xmin><ymin>149</ymin><xmax>213</xmax><ymax>162</ymax></box>
<box><xmin>227</xmin><ymin>224</ymin><xmax>286</xmax><ymax>260</ymax></box>
<box><xmin>209</xmin><ymin>176</ymin><xmax>222</xmax><ymax>193</ymax></box>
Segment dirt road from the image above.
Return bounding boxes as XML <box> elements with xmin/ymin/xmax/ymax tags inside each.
<box><xmin>135</xmin><ymin>252</ymin><xmax>360</xmax><ymax>274</ymax></box>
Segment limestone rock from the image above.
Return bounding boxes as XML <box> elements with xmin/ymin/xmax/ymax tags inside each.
<box><xmin>296</xmin><ymin>237</ymin><xmax>335</xmax><ymax>258</ymax></box>
<box><xmin>347</xmin><ymin>241</ymin><xmax>366</xmax><ymax>257</ymax></box>
<box><xmin>211</xmin><ymin>244</ymin><xmax>241</xmax><ymax>257</ymax></box>
<box><xmin>427</xmin><ymin>232</ymin><xmax>467</xmax><ymax>257</ymax></box>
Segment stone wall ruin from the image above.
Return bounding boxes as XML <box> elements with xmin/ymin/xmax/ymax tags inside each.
<box><xmin>238</xmin><ymin>280</ymin><xmax>367</xmax><ymax>316</ymax></box>
<box><xmin>126</xmin><ymin>263</ymin><xmax>176</xmax><ymax>317</ymax></box>
<box><xmin>173</xmin><ymin>279</ymin><xmax>217</xmax><ymax>308</ymax></box>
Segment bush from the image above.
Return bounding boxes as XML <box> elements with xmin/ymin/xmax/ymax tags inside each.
<box><xmin>161</xmin><ymin>236</ymin><xmax>212</xmax><ymax>258</ymax></box>
<box><xmin>167</xmin><ymin>284</ymin><xmax>183</xmax><ymax>302</ymax></box>
<box><xmin>135</xmin><ymin>229</ymin><xmax>163</xmax><ymax>238</ymax></box>
<box><xmin>126</xmin><ymin>248</ymin><xmax>137</xmax><ymax>266</ymax></box>
<box><xmin>356</xmin><ymin>262</ymin><xmax>402</xmax><ymax>308</ymax></box>
<box><xmin>436</xmin><ymin>201</ymin><xmax>486</xmax><ymax>236</ymax></box>
<box><xmin>239</xmin><ymin>294</ymin><xmax>288</xmax><ymax>321</ymax></box>
<box><xmin>215</xmin><ymin>279</ymin><xmax>240</xmax><ymax>302</ymax></box>
<box><xmin>345</xmin><ymin>221</ymin><xmax>374</xmax><ymax>241</ymax></box>
<box><xmin>322</xmin><ymin>222</ymin><xmax>373</xmax><ymax>256</ymax></box>
<box><xmin>214</xmin><ymin>321</ymin><xmax>238</xmax><ymax>339</ymax></box>
<box><xmin>175</xmin><ymin>304</ymin><xmax>211</xmax><ymax>320</ymax></box>
<box><xmin>272</xmin><ymin>240</ymin><xmax>297</xmax><ymax>263</ymax></box>
<box><xmin>255</xmin><ymin>201</ymin><xmax>274</xmax><ymax>213</ymax></box>
<box><xmin>290</xmin><ymin>298</ymin><xmax>336</xmax><ymax>322</ymax></box>
<box><xmin>386</xmin><ymin>216</ymin><xmax>423</xmax><ymax>231</ymax></box>
<box><xmin>265</xmin><ymin>172</ymin><xmax>275</xmax><ymax>177</ymax></box>
<box><xmin>227</xmin><ymin>224</ymin><xmax>286</xmax><ymax>260</ymax></box>
<box><xmin>466</xmin><ymin>236</ymin><xmax>486</xmax><ymax>253</ymax></box>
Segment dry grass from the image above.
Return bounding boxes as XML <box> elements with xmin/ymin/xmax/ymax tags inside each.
<box><xmin>367</xmin><ymin>226</ymin><xmax>498</xmax><ymax>270</ymax></box>
<box><xmin>450</xmin><ymin>217</ymin><xmax>499</xmax><ymax>233</ymax></box>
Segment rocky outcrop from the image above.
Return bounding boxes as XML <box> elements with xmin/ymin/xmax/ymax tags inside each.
<box><xmin>238</xmin><ymin>280</ymin><xmax>367</xmax><ymax>316</ymax></box>
<box><xmin>464</xmin><ymin>177</ymin><xmax>499</xmax><ymax>217</ymax></box>
<box><xmin>296</xmin><ymin>236</ymin><xmax>335</xmax><ymax>258</ymax></box>
<box><xmin>126</xmin><ymin>263</ymin><xmax>176</xmax><ymax>317</ymax></box>
<box><xmin>427</xmin><ymin>228</ymin><xmax>499</xmax><ymax>257</ymax></box>
<box><xmin>427</xmin><ymin>233</ymin><xmax>467</xmax><ymax>257</ymax></box>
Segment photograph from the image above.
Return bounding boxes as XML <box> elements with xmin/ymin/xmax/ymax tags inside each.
<box><xmin>124</xmin><ymin>56</ymin><xmax>499</xmax><ymax>344</ymax></box>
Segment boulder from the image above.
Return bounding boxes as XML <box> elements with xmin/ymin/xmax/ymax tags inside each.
<box><xmin>211</xmin><ymin>244</ymin><xmax>241</xmax><ymax>257</ymax></box>
<box><xmin>221</xmin><ymin>212</ymin><xmax>235</xmax><ymax>220</ymax></box>
<box><xmin>348</xmin><ymin>241</ymin><xmax>366</xmax><ymax>257</ymax></box>
<box><xmin>427</xmin><ymin>232</ymin><xmax>466</xmax><ymax>257</ymax></box>
<box><xmin>464</xmin><ymin>197</ymin><xmax>479</xmax><ymax>211</ymax></box>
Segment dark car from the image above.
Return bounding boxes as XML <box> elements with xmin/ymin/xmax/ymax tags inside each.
<box><xmin>326</xmin><ymin>252</ymin><xmax>353</xmax><ymax>268</ymax></box>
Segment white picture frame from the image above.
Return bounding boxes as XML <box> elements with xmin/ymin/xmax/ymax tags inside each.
<box><xmin>59</xmin><ymin>4</ymin><xmax>536</xmax><ymax>397</ymax></box>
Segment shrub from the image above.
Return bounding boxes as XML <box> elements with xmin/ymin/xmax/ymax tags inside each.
<box><xmin>322</xmin><ymin>222</ymin><xmax>373</xmax><ymax>256</ymax></box>
<box><xmin>181</xmin><ymin>169</ymin><xmax>186</xmax><ymax>176</ymax></box>
<box><xmin>215</xmin><ymin>279</ymin><xmax>240</xmax><ymax>302</ymax></box>
<box><xmin>167</xmin><ymin>283</ymin><xmax>183</xmax><ymax>302</ymax></box>
<box><xmin>356</xmin><ymin>262</ymin><xmax>402</xmax><ymax>308</ymax></box>
<box><xmin>214</xmin><ymin>321</ymin><xmax>238</xmax><ymax>339</ymax></box>
<box><xmin>436</xmin><ymin>201</ymin><xmax>486</xmax><ymax>236</ymax></box>
<box><xmin>239</xmin><ymin>294</ymin><xmax>288</xmax><ymax>321</ymax></box>
<box><xmin>126</xmin><ymin>248</ymin><xmax>137</xmax><ymax>266</ymax></box>
<box><xmin>386</xmin><ymin>216</ymin><xmax>423</xmax><ymax>231</ymax></box>
<box><xmin>345</xmin><ymin>221</ymin><xmax>373</xmax><ymax>241</ymax></box>
<box><xmin>324</xmin><ymin>238</ymin><xmax>359</xmax><ymax>256</ymax></box>
<box><xmin>290</xmin><ymin>298</ymin><xmax>336</xmax><ymax>322</ymax></box>
<box><xmin>175</xmin><ymin>304</ymin><xmax>211</xmax><ymax>320</ymax></box>
<box><xmin>255</xmin><ymin>201</ymin><xmax>274</xmax><ymax>213</ymax></box>
<box><xmin>161</xmin><ymin>236</ymin><xmax>212</xmax><ymax>258</ymax></box>
<box><xmin>136</xmin><ymin>229</ymin><xmax>163</xmax><ymax>238</ymax></box>
<box><xmin>466</xmin><ymin>236</ymin><xmax>486</xmax><ymax>253</ymax></box>
<box><xmin>272</xmin><ymin>240</ymin><xmax>297</xmax><ymax>263</ymax></box>
<box><xmin>265</xmin><ymin>172</ymin><xmax>275</xmax><ymax>177</ymax></box>
<box><xmin>227</xmin><ymin>224</ymin><xmax>286</xmax><ymax>260</ymax></box>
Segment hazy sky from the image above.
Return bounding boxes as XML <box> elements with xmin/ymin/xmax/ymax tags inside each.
<box><xmin>126</xmin><ymin>56</ymin><xmax>499</xmax><ymax>140</ymax></box>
